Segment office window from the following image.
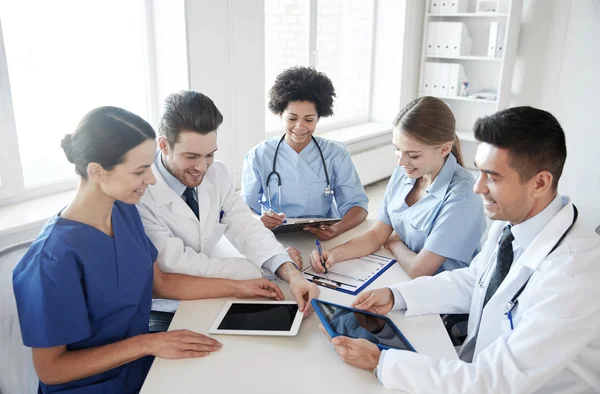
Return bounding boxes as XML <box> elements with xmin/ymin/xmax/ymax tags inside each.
<box><xmin>264</xmin><ymin>0</ymin><xmax>374</xmax><ymax>133</ymax></box>
<box><xmin>0</xmin><ymin>0</ymin><xmax>152</xmax><ymax>202</ymax></box>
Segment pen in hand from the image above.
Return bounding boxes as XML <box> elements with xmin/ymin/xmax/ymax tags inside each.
<box><xmin>258</xmin><ymin>200</ymin><xmax>287</xmax><ymax>224</ymax></box>
<box><xmin>315</xmin><ymin>239</ymin><xmax>330</xmax><ymax>280</ymax></box>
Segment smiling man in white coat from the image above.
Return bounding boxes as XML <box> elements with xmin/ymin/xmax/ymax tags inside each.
<box><xmin>318</xmin><ymin>106</ymin><xmax>600</xmax><ymax>393</ymax></box>
<box><xmin>137</xmin><ymin>91</ymin><xmax>319</xmax><ymax>315</ymax></box>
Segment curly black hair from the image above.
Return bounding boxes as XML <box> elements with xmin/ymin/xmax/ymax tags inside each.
<box><xmin>268</xmin><ymin>66</ymin><xmax>336</xmax><ymax>117</ymax></box>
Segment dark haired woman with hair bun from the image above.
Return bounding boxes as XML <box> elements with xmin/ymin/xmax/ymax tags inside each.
<box><xmin>241</xmin><ymin>66</ymin><xmax>369</xmax><ymax>241</ymax></box>
<box><xmin>13</xmin><ymin>106</ymin><xmax>284</xmax><ymax>393</ymax></box>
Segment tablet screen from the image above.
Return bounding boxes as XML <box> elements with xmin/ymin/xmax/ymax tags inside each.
<box><xmin>217</xmin><ymin>303</ymin><xmax>299</xmax><ymax>331</ymax></box>
<box><xmin>316</xmin><ymin>302</ymin><xmax>414</xmax><ymax>351</ymax></box>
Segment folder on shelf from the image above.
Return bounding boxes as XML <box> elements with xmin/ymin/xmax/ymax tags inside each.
<box><xmin>426</xmin><ymin>22</ymin><xmax>437</xmax><ymax>55</ymax></box>
<box><xmin>430</xmin><ymin>0</ymin><xmax>441</xmax><ymax>13</ymax></box>
<box><xmin>446</xmin><ymin>0</ymin><xmax>468</xmax><ymax>13</ymax></box>
<box><xmin>422</xmin><ymin>62</ymin><xmax>435</xmax><ymax>95</ymax></box>
<box><xmin>448</xmin><ymin>22</ymin><xmax>471</xmax><ymax>56</ymax></box>
<box><xmin>437</xmin><ymin>63</ymin><xmax>450</xmax><ymax>96</ymax></box>
<box><xmin>487</xmin><ymin>21</ymin><xmax>506</xmax><ymax>58</ymax></box>
<box><xmin>447</xmin><ymin>63</ymin><xmax>467</xmax><ymax>97</ymax></box>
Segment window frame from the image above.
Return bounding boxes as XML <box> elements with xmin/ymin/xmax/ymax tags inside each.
<box><xmin>265</xmin><ymin>0</ymin><xmax>377</xmax><ymax>136</ymax></box>
<box><xmin>0</xmin><ymin>0</ymin><xmax>159</xmax><ymax>206</ymax></box>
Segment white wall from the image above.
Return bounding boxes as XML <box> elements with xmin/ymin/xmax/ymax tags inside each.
<box><xmin>509</xmin><ymin>0</ymin><xmax>600</xmax><ymax>230</ymax></box>
<box><xmin>184</xmin><ymin>0</ymin><xmax>266</xmax><ymax>187</ymax></box>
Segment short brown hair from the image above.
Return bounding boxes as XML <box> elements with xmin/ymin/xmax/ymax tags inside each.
<box><xmin>474</xmin><ymin>106</ymin><xmax>566</xmax><ymax>190</ymax></box>
<box><xmin>159</xmin><ymin>90</ymin><xmax>223</xmax><ymax>147</ymax></box>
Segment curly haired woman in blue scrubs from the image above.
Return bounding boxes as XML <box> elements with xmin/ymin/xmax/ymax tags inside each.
<box><xmin>12</xmin><ymin>107</ymin><xmax>284</xmax><ymax>393</ymax></box>
<box><xmin>310</xmin><ymin>97</ymin><xmax>486</xmax><ymax>278</ymax></box>
<box><xmin>241</xmin><ymin>66</ymin><xmax>369</xmax><ymax>241</ymax></box>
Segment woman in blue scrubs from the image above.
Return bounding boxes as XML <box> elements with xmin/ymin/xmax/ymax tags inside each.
<box><xmin>12</xmin><ymin>107</ymin><xmax>283</xmax><ymax>393</ymax></box>
<box><xmin>309</xmin><ymin>97</ymin><xmax>486</xmax><ymax>278</ymax></box>
<box><xmin>241</xmin><ymin>66</ymin><xmax>369</xmax><ymax>240</ymax></box>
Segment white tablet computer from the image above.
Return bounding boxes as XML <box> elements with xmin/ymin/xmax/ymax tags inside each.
<box><xmin>208</xmin><ymin>301</ymin><xmax>304</xmax><ymax>336</ymax></box>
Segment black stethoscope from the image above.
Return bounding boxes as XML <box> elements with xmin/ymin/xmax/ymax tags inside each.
<box><xmin>502</xmin><ymin>204</ymin><xmax>578</xmax><ymax>328</ymax></box>
<box><xmin>265</xmin><ymin>134</ymin><xmax>333</xmax><ymax>210</ymax></box>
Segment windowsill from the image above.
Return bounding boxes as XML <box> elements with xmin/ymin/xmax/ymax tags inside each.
<box><xmin>0</xmin><ymin>189</ymin><xmax>76</xmax><ymax>241</ymax></box>
<box><xmin>319</xmin><ymin>122</ymin><xmax>392</xmax><ymax>151</ymax></box>
<box><xmin>0</xmin><ymin>122</ymin><xmax>392</xmax><ymax>243</ymax></box>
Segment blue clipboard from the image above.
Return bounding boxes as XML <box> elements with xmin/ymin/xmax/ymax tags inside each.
<box><xmin>302</xmin><ymin>254</ymin><xmax>396</xmax><ymax>296</ymax></box>
<box><xmin>311</xmin><ymin>299</ymin><xmax>416</xmax><ymax>352</ymax></box>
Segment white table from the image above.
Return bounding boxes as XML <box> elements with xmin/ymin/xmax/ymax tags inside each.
<box><xmin>141</xmin><ymin>220</ymin><xmax>457</xmax><ymax>394</ymax></box>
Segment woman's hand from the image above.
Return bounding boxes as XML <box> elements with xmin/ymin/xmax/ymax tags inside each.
<box><xmin>148</xmin><ymin>330</ymin><xmax>222</xmax><ymax>359</ymax></box>
<box><xmin>309</xmin><ymin>249</ymin><xmax>337</xmax><ymax>273</ymax></box>
<box><xmin>304</xmin><ymin>223</ymin><xmax>339</xmax><ymax>241</ymax></box>
<box><xmin>260</xmin><ymin>210</ymin><xmax>286</xmax><ymax>229</ymax></box>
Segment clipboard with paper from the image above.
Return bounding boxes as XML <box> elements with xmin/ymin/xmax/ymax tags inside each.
<box><xmin>302</xmin><ymin>254</ymin><xmax>396</xmax><ymax>295</ymax></box>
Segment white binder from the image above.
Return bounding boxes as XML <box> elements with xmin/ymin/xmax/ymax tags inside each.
<box><xmin>430</xmin><ymin>0</ymin><xmax>441</xmax><ymax>13</ymax></box>
<box><xmin>438</xmin><ymin>63</ymin><xmax>450</xmax><ymax>96</ymax></box>
<box><xmin>446</xmin><ymin>0</ymin><xmax>468</xmax><ymax>13</ymax></box>
<box><xmin>422</xmin><ymin>62</ymin><xmax>435</xmax><ymax>95</ymax></box>
<box><xmin>426</xmin><ymin>22</ymin><xmax>437</xmax><ymax>55</ymax></box>
<box><xmin>447</xmin><ymin>63</ymin><xmax>466</xmax><ymax>97</ymax></box>
<box><xmin>448</xmin><ymin>22</ymin><xmax>471</xmax><ymax>56</ymax></box>
<box><xmin>433</xmin><ymin>22</ymin><xmax>444</xmax><ymax>56</ymax></box>
<box><xmin>487</xmin><ymin>21</ymin><xmax>505</xmax><ymax>58</ymax></box>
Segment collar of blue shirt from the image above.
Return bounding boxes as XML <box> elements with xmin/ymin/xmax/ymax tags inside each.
<box><xmin>510</xmin><ymin>194</ymin><xmax>565</xmax><ymax>252</ymax></box>
<box><xmin>155</xmin><ymin>151</ymin><xmax>187</xmax><ymax>198</ymax></box>
<box><xmin>401</xmin><ymin>152</ymin><xmax>458</xmax><ymax>199</ymax></box>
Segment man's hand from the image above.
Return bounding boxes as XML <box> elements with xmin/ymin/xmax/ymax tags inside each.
<box><xmin>286</xmin><ymin>246</ymin><xmax>303</xmax><ymax>270</ymax></box>
<box><xmin>276</xmin><ymin>262</ymin><xmax>320</xmax><ymax>316</ymax></box>
<box><xmin>351</xmin><ymin>288</ymin><xmax>394</xmax><ymax>315</ymax></box>
<box><xmin>260</xmin><ymin>210</ymin><xmax>286</xmax><ymax>229</ymax></box>
<box><xmin>234</xmin><ymin>278</ymin><xmax>285</xmax><ymax>300</ymax></box>
<box><xmin>289</xmin><ymin>273</ymin><xmax>320</xmax><ymax>316</ymax></box>
<box><xmin>319</xmin><ymin>325</ymin><xmax>381</xmax><ymax>371</ymax></box>
<box><xmin>304</xmin><ymin>223</ymin><xmax>339</xmax><ymax>241</ymax></box>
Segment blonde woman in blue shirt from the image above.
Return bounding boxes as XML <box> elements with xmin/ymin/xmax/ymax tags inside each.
<box><xmin>310</xmin><ymin>96</ymin><xmax>486</xmax><ymax>278</ymax></box>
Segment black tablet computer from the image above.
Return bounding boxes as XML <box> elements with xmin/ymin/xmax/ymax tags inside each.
<box><xmin>312</xmin><ymin>299</ymin><xmax>416</xmax><ymax>351</ymax></box>
<box><xmin>272</xmin><ymin>218</ymin><xmax>342</xmax><ymax>234</ymax></box>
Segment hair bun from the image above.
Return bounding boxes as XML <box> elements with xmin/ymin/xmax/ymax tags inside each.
<box><xmin>61</xmin><ymin>134</ymin><xmax>75</xmax><ymax>163</ymax></box>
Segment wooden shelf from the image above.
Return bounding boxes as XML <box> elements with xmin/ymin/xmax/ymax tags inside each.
<box><xmin>424</xmin><ymin>55</ymin><xmax>502</xmax><ymax>61</ymax></box>
<box><xmin>427</xmin><ymin>12</ymin><xmax>508</xmax><ymax>17</ymax></box>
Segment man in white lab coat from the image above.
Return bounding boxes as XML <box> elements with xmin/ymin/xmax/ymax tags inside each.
<box><xmin>315</xmin><ymin>106</ymin><xmax>600</xmax><ymax>393</ymax></box>
<box><xmin>137</xmin><ymin>91</ymin><xmax>319</xmax><ymax>315</ymax></box>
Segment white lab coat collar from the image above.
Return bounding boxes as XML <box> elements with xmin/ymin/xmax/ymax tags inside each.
<box><xmin>146</xmin><ymin>164</ymin><xmax>200</xmax><ymax>223</ymax></box>
<box><xmin>510</xmin><ymin>194</ymin><xmax>563</xmax><ymax>254</ymax></box>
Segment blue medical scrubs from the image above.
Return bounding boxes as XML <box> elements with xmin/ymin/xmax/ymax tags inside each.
<box><xmin>13</xmin><ymin>201</ymin><xmax>157</xmax><ymax>394</ymax></box>
<box><xmin>241</xmin><ymin>136</ymin><xmax>369</xmax><ymax>218</ymax></box>
<box><xmin>378</xmin><ymin>153</ymin><xmax>486</xmax><ymax>273</ymax></box>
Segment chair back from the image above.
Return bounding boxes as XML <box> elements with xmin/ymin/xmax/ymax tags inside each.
<box><xmin>0</xmin><ymin>240</ymin><xmax>38</xmax><ymax>394</ymax></box>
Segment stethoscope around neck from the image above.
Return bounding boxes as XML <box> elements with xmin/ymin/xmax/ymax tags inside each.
<box><xmin>265</xmin><ymin>134</ymin><xmax>333</xmax><ymax>210</ymax></box>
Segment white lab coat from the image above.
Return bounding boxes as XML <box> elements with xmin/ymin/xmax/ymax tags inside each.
<box><xmin>382</xmin><ymin>199</ymin><xmax>600</xmax><ymax>393</ymax></box>
<box><xmin>137</xmin><ymin>161</ymin><xmax>289</xmax><ymax>280</ymax></box>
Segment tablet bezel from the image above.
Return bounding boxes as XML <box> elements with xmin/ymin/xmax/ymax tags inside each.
<box><xmin>208</xmin><ymin>300</ymin><xmax>304</xmax><ymax>336</ymax></box>
<box><xmin>311</xmin><ymin>299</ymin><xmax>416</xmax><ymax>351</ymax></box>
<box><xmin>272</xmin><ymin>218</ymin><xmax>342</xmax><ymax>234</ymax></box>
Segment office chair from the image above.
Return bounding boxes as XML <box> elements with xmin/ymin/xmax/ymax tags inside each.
<box><xmin>0</xmin><ymin>240</ymin><xmax>38</xmax><ymax>394</ymax></box>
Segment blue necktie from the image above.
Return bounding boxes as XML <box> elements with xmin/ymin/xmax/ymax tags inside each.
<box><xmin>182</xmin><ymin>187</ymin><xmax>199</xmax><ymax>219</ymax></box>
<box><xmin>483</xmin><ymin>225</ymin><xmax>515</xmax><ymax>308</ymax></box>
